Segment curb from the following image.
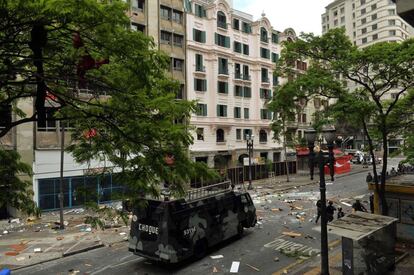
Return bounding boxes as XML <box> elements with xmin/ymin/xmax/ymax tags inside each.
<box><xmin>62</xmin><ymin>242</ymin><xmax>105</xmax><ymax>257</ymax></box>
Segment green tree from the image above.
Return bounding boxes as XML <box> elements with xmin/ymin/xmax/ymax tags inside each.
<box><xmin>1</xmin><ymin>0</ymin><xmax>215</xmax><ymax>210</ymax></box>
<box><xmin>272</xmin><ymin>29</ymin><xmax>414</xmax><ymax>215</ymax></box>
<box><xmin>0</xmin><ymin>148</ymin><xmax>39</xmax><ymax>216</ymax></box>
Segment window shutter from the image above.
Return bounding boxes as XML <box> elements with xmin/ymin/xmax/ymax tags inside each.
<box><xmin>225</xmin><ymin>36</ymin><xmax>230</xmax><ymax>48</ymax></box>
<box><xmin>201</xmin><ymin>31</ymin><xmax>206</xmax><ymax>43</ymax></box>
<box><xmin>260</xmin><ymin>89</ymin><xmax>264</xmax><ymax>98</ymax></box>
<box><xmin>194</xmin><ymin>78</ymin><xmax>197</xmax><ymax>91</ymax></box>
<box><xmin>224</xmin><ymin>106</ymin><xmax>227</xmax><ymax>117</ymax></box>
<box><xmin>203</xmin><ymin>105</ymin><xmax>207</xmax><ymax>116</ymax></box>
<box><xmin>193</xmin><ymin>28</ymin><xmax>196</xmax><ymax>40</ymax></box>
<box><xmin>225</xmin><ymin>82</ymin><xmax>228</xmax><ymax>93</ymax></box>
<box><xmin>202</xmin><ymin>7</ymin><xmax>206</xmax><ymax>17</ymax></box>
<box><xmin>216</xmin><ymin>105</ymin><xmax>220</xmax><ymax>116</ymax></box>
<box><xmin>214</xmin><ymin>33</ymin><xmax>218</xmax><ymax>45</ymax></box>
<box><xmin>202</xmin><ymin>79</ymin><xmax>207</xmax><ymax>91</ymax></box>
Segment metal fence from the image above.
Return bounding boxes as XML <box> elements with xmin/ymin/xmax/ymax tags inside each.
<box><xmin>191</xmin><ymin>161</ymin><xmax>297</xmax><ymax>188</ymax></box>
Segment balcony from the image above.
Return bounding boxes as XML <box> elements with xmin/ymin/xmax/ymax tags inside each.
<box><xmin>218</xmin><ymin>69</ymin><xmax>229</xmax><ymax>78</ymax></box>
<box><xmin>243</xmin><ymin>74</ymin><xmax>251</xmax><ymax>81</ymax></box>
<box><xmin>194</xmin><ymin>65</ymin><xmax>206</xmax><ymax>76</ymax></box>
<box><xmin>261</xmin><ymin>77</ymin><xmax>270</xmax><ymax>86</ymax></box>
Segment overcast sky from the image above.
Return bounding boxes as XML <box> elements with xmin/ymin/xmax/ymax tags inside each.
<box><xmin>234</xmin><ymin>0</ymin><xmax>333</xmax><ymax>35</ymax></box>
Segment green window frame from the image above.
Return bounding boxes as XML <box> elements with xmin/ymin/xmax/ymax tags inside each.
<box><xmin>244</xmin><ymin>108</ymin><xmax>249</xmax><ymax>119</ymax></box>
<box><xmin>217</xmin><ymin>81</ymin><xmax>228</xmax><ymax>94</ymax></box>
<box><xmin>234</xmin><ymin>107</ymin><xmax>241</xmax><ymax>118</ymax></box>
<box><xmin>216</xmin><ymin>104</ymin><xmax>228</xmax><ymax>117</ymax></box>
<box><xmin>215</xmin><ymin>33</ymin><xmax>230</xmax><ymax>48</ymax></box>
<box><xmin>193</xmin><ymin>28</ymin><xmax>206</xmax><ymax>43</ymax></box>
<box><xmin>196</xmin><ymin>103</ymin><xmax>207</xmax><ymax>116</ymax></box>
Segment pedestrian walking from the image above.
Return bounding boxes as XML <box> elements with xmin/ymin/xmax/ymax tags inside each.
<box><xmin>352</xmin><ymin>199</ymin><xmax>367</xmax><ymax>212</ymax></box>
<box><xmin>366</xmin><ymin>172</ymin><xmax>373</xmax><ymax>183</ymax></box>
<box><xmin>315</xmin><ymin>199</ymin><xmax>322</xmax><ymax>224</ymax></box>
<box><xmin>337</xmin><ymin>207</ymin><xmax>345</xmax><ymax>219</ymax></box>
<box><xmin>326</xmin><ymin>201</ymin><xmax>336</xmax><ymax>222</ymax></box>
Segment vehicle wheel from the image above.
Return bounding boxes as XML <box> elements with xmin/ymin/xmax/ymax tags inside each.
<box><xmin>237</xmin><ymin>223</ymin><xmax>244</xmax><ymax>238</ymax></box>
<box><xmin>194</xmin><ymin>239</ymin><xmax>207</xmax><ymax>260</ymax></box>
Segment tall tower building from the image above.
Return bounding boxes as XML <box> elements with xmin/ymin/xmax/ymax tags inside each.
<box><xmin>322</xmin><ymin>0</ymin><xmax>413</xmax><ymax>47</ymax></box>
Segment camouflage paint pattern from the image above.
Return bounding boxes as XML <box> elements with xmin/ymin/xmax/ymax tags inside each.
<box><xmin>129</xmin><ymin>191</ymin><xmax>256</xmax><ymax>263</ymax></box>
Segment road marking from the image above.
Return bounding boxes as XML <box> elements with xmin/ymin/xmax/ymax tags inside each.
<box><xmin>264</xmin><ymin>238</ymin><xmax>320</xmax><ymax>256</ymax></box>
<box><xmin>89</xmin><ymin>257</ymin><xmax>144</xmax><ymax>275</ymax></box>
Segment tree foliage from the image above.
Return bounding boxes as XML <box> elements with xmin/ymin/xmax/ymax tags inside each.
<box><xmin>272</xmin><ymin>28</ymin><xmax>414</xmax><ymax>214</ymax></box>
<box><xmin>1</xmin><ymin>0</ymin><xmax>215</xmax><ymax>206</ymax></box>
<box><xmin>0</xmin><ymin>148</ymin><xmax>39</xmax><ymax>216</ymax></box>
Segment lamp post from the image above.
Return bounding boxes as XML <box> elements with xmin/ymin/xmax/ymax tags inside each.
<box><xmin>304</xmin><ymin>126</ymin><xmax>336</xmax><ymax>275</ymax></box>
<box><xmin>246</xmin><ymin>134</ymin><xmax>254</xmax><ymax>190</ymax></box>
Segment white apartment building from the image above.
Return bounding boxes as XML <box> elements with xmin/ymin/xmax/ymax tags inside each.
<box><xmin>186</xmin><ymin>0</ymin><xmax>303</xmax><ymax>168</ymax></box>
<box><xmin>322</xmin><ymin>0</ymin><xmax>413</xmax><ymax>47</ymax></box>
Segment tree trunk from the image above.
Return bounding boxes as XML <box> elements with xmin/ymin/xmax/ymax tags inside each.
<box><xmin>380</xmin><ymin>125</ymin><xmax>389</xmax><ymax>215</ymax></box>
<box><xmin>283</xmin><ymin>119</ymin><xmax>290</xmax><ymax>182</ymax></box>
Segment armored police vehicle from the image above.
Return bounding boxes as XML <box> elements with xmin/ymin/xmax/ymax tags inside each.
<box><xmin>128</xmin><ymin>181</ymin><xmax>256</xmax><ymax>263</ymax></box>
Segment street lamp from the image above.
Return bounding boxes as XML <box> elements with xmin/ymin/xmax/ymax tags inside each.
<box><xmin>246</xmin><ymin>134</ymin><xmax>254</xmax><ymax>190</ymax></box>
<box><xmin>304</xmin><ymin>126</ymin><xmax>336</xmax><ymax>275</ymax></box>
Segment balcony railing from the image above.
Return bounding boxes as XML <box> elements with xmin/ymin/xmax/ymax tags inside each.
<box><xmin>235</xmin><ymin>73</ymin><xmax>243</xmax><ymax>79</ymax></box>
<box><xmin>196</xmin><ymin>65</ymin><xmax>206</xmax><ymax>72</ymax></box>
<box><xmin>218</xmin><ymin>69</ymin><xmax>229</xmax><ymax>75</ymax></box>
<box><xmin>243</xmin><ymin>74</ymin><xmax>251</xmax><ymax>81</ymax></box>
<box><xmin>262</xmin><ymin>77</ymin><xmax>270</xmax><ymax>83</ymax></box>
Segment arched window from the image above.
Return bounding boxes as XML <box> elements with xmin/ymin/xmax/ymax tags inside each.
<box><xmin>259</xmin><ymin>130</ymin><xmax>267</xmax><ymax>142</ymax></box>
<box><xmin>217</xmin><ymin>11</ymin><xmax>227</xmax><ymax>29</ymax></box>
<box><xmin>216</xmin><ymin>128</ymin><xmax>225</xmax><ymax>142</ymax></box>
<box><xmin>260</xmin><ymin>27</ymin><xmax>268</xmax><ymax>42</ymax></box>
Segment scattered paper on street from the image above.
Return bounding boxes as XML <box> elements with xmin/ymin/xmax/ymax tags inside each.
<box><xmin>210</xmin><ymin>255</ymin><xmax>224</xmax><ymax>259</ymax></box>
<box><xmin>230</xmin><ymin>261</ymin><xmax>240</xmax><ymax>273</ymax></box>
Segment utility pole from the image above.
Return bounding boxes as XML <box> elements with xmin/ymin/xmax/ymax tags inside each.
<box><xmin>59</xmin><ymin>124</ymin><xmax>65</xmax><ymax>230</ymax></box>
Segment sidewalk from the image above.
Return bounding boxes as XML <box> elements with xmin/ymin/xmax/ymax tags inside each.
<box><xmin>0</xmin><ymin>212</ymin><xmax>129</xmax><ymax>271</ymax></box>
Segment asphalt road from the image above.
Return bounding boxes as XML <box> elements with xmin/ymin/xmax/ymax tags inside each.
<box><xmin>16</xmin><ymin>163</ymin><xmax>394</xmax><ymax>275</ymax></box>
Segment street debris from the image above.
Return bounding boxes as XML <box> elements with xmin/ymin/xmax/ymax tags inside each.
<box><xmin>5</xmin><ymin>251</ymin><xmax>19</xmax><ymax>256</ymax></box>
<box><xmin>341</xmin><ymin>202</ymin><xmax>352</xmax><ymax>207</ymax></box>
<box><xmin>230</xmin><ymin>261</ymin><xmax>240</xmax><ymax>273</ymax></box>
<box><xmin>282</xmin><ymin>231</ymin><xmax>302</xmax><ymax>238</ymax></box>
<box><xmin>274</xmin><ymin>257</ymin><xmax>279</xmax><ymax>262</ymax></box>
<box><xmin>56</xmin><ymin>236</ymin><xmax>64</xmax><ymax>241</ymax></box>
<box><xmin>212</xmin><ymin>266</ymin><xmax>219</xmax><ymax>273</ymax></box>
<box><xmin>68</xmin><ymin>269</ymin><xmax>80</xmax><ymax>275</ymax></box>
<box><xmin>271</xmin><ymin>208</ymin><xmax>283</xmax><ymax>212</ymax></box>
<box><xmin>9</xmin><ymin>218</ymin><xmax>20</xmax><ymax>224</ymax></box>
<box><xmin>119</xmin><ymin>232</ymin><xmax>127</xmax><ymax>236</ymax></box>
<box><xmin>16</xmin><ymin>256</ymin><xmax>25</xmax><ymax>262</ymax></box>
<box><xmin>245</xmin><ymin>263</ymin><xmax>260</xmax><ymax>272</ymax></box>
<box><xmin>3</xmin><ymin>230</ymin><xmax>8</xmax><ymax>234</ymax></box>
<box><xmin>210</xmin><ymin>255</ymin><xmax>224</xmax><ymax>259</ymax></box>
<box><xmin>34</xmin><ymin>248</ymin><xmax>42</xmax><ymax>253</ymax></box>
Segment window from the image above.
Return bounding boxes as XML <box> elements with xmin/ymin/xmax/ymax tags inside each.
<box><xmin>0</xmin><ymin>105</ymin><xmax>11</xmax><ymax>129</ymax></box>
<box><xmin>372</xmin><ymin>24</ymin><xmax>377</xmax><ymax>30</ymax></box>
<box><xmin>172</xmin><ymin>58</ymin><xmax>183</xmax><ymax>71</ymax></box>
<box><xmin>195</xmin><ymin>54</ymin><xmax>204</xmax><ymax>72</ymax></box>
<box><xmin>194</xmin><ymin>4</ymin><xmax>206</xmax><ymax>17</ymax></box>
<box><xmin>260</xmin><ymin>109</ymin><xmax>271</xmax><ymax>120</ymax></box>
<box><xmin>172</xmin><ymin>10</ymin><xmax>183</xmax><ymax>24</ymax></box>
<box><xmin>217</xmin><ymin>11</ymin><xmax>227</xmax><ymax>29</ymax></box>
<box><xmin>260</xmin><ymin>88</ymin><xmax>271</xmax><ymax>99</ymax></box>
<box><xmin>216</xmin><ymin>129</ymin><xmax>225</xmax><ymax>142</ymax></box>
<box><xmin>233</xmin><ymin>18</ymin><xmax>240</xmax><ymax>30</ymax></box>
<box><xmin>341</xmin><ymin>17</ymin><xmax>345</xmax><ymax>24</ymax></box>
<box><xmin>196</xmin><ymin>103</ymin><xmax>207</xmax><ymax>116</ymax></box>
<box><xmin>37</xmin><ymin>107</ymin><xmax>57</xmax><ymax>131</ymax></box>
<box><xmin>353</xmin><ymin>31</ymin><xmax>356</xmax><ymax>38</ymax></box>
<box><xmin>371</xmin><ymin>4</ymin><xmax>377</xmax><ymax>10</ymax></box>
<box><xmin>389</xmin><ymin>19</ymin><xmax>396</xmax><ymax>26</ymax></box>
<box><xmin>234</xmin><ymin>41</ymin><xmax>242</xmax><ymax>53</ymax></box>
<box><xmin>193</xmin><ymin>29</ymin><xmax>206</xmax><ymax>43</ymax></box>
<box><xmin>360</xmin><ymin>0</ymin><xmax>365</xmax><ymax>5</ymax></box>
<box><xmin>362</xmin><ymin>37</ymin><xmax>367</xmax><ymax>44</ymax></box>
<box><xmin>243</xmin><ymin>129</ymin><xmax>252</xmax><ymax>139</ymax></box>
<box><xmin>333</xmin><ymin>10</ymin><xmax>338</xmax><ymax>16</ymax></box>
<box><xmin>260</xmin><ymin>27</ymin><xmax>268</xmax><ymax>43</ymax></box>
<box><xmin>259</xmin><ymin>130</ymin><xmax>267</xmax><ymax>142</ymax></box>
<box><xmin>217</xmin><ymin>81</ymin><xmax>228</xmax><ymax>94</ymax></box>
<box><xmin>389</xmin><ymin>9</ymin><xmax>395</xmax><ymax>15</ymax></box>
<box><xmin>160</xmin><ymin>6</ymin><xmax>171</xmax><ymax>20</ymax></box>
<box><xmin>273</xmin><ymin>75</ymin><xmax>278</xmax><ymax>86</ymax></box>
<box><xmin>131</xmin><ymin>0</ymin><xmax>144</xmax><ymax>11</ymax></box>
<box><xmin>234</xmin><ymin>107</ymin><xmax>241</xmax><ymax>118</ymax></box>
<box><xmin>173</xmin><ymin>34</ymin><xmax>183</xmax><ymax>47</ymax></box>
<box><xmin>242</xmin><ymin>22</ymin><xmax>252</xmax><ymax>33</ymax></box>
<box><xmin>296</xmin><ymin>60</ymin><xmax>307</xmax><ymax>70</ymax></box>
<box><xmin>234</xmin><ymin>85</ymin><xmax>243</xmax><ymax>97</ymax></box>
<box><xmin>272</xmin><ymin>32</ymin><xmax>279</xmax><ymax>43</ymax></box>
<box><xmin>160</xmin><ymin>31</ymin><xmax>171</xmax><ymax>44</ymax></box>
<box><xmin>361</xmin><ymin>28</ymin><xmax>367</xmax><ymax>34</ymax></box>
<box><xmin>243</xmin><ymin>65</ymin><xmax>250</xmax><ymax>80</ymax></box>
<box><xmin>371</xmin><ymin>14</ymin><xmax>377</xmax><ymax>21</ymax></box>
<box><xmin>217</xmin><ymin>105</ymin><xmax>227</xmax><ymax>117</ymax></box>
<box><xmin>196</xmin><ymin>128</ymin><xmax>204</xmax><ymax>140</ymax></box>
<box><xmin>215</xmin><ymin>33</ymin><xmax>230</xmax><ymax>47</ymax></box>
<box><xmin>361</xmin><ymin>8</ymin><xmax>366</xmax><ymax>15</ymax></box>
<box><xmin>372</xmin><ymin>34</ymin><xmax>378</xmax><ymax>40</ymax></box>
<box><xmin>334</xmin><ymin>19</ymin><xmax>338</xmax><ymax>26</ymax></box>
<box><xmin>301</xmin><ymin>113</ymin><xmax>307</xmax><ymax>123</ymax></box>
<box><xmin>389</xmin><ymin>30</ymin><xmax>396</xmax><ymax>36</ymax></box>
<box><xmin>218</xmin><ymin>58</ymin><xmax>228</xmax><ymax>75</ymax></box>
<box><xmin>272</xmin><ymin>53</ymin><xmax>279</xmax><ymax>63</ymax></box>
<box><xmin>243</xmin><ymin>44</ymin><xmax>249</xmax><ymax>55</ymax></box>
<box><xmin>235</xmin><ymin>63</ymin><xmax>242</xmax><ymax>79</ymax></box>
<box><xmin>260</xmin><ymin>47</ymin><xmax>270</xmax><ymax>59</ymax></box>
<box><xmin>194</xmin><ymin>78</ymin><xmax>207</xmax><ymax>91</ymax></box>
<box><xmin>244</xmin><ymin>108</ymin><xmax>249</xmax><ymax>119</ymax></box>
<box><xmin>243</xmin><ymin>86</ymin><xmax>251</xmax><ymax>98</ymax></box>
<box><xmin>236</xmin><ymin>129</ymin><xmax>242</xmax><ymax>140</ymax></box>
<box><xmin>361</xmin><ymin>18</ymin><xmax>366</xmax><ymax>24</ymax></box>
<box><xmin>340</xmin><ymin>7</ymin><xmax>345</xmax><ymax>13</ymax></box>
<box><xmin>131</xmin><ymin>23</ymin><xmax>145</xmax><ymax>32</ymax></box>
<box><xmin>261</xmin><ymin>68</ymin><xmax>269</xmax><ymax>82</ymax></box>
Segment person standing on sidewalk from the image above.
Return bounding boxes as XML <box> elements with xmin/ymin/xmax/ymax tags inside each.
<box><xmin>315</xmin><ymin>199</ymin><xmax>322</xmax><ymax>224</ymax></box>
<box><xmin>337</xmin><ymin>207</ymin><xmax>345</xmax><ymax>219</ymax></box>
<box><xmin>326</xmin><ymin>201</ymin><xmax>336</xmax><ymax>222</ymax></box>
<box><xmin>366</xmin><ymin>172</ymin><xmax>373</xmax><ymax>183</ymax></box>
